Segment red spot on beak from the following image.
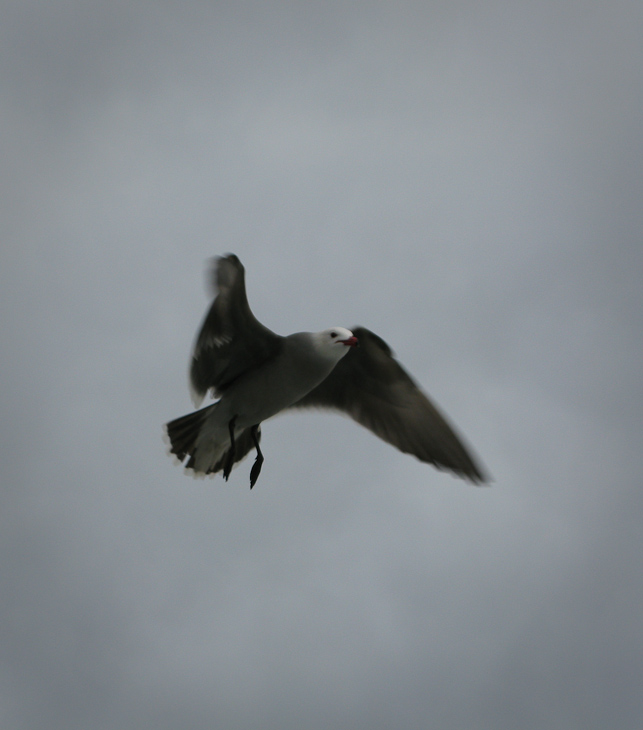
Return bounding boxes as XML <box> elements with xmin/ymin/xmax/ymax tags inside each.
<box><xmin>341</xmin><ymin>336</ymin><xmax>358</xmax><ymax>347</ymax></box>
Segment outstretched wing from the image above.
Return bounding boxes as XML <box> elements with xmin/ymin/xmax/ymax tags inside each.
<box><xmin>189</xmin><ymin>254</ymin><xmax>283</xmax><ymax>405</ymax></box>
<box><xmin>291</xmin><ymin>327</ymin><xmax>487</xmax><ymax>483</ymax></box>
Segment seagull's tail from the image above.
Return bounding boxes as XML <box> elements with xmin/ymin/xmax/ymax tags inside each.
<box><xmin>164</xmin><ymin>404</ymin><xmax>259</xmax><ymax>478</ymax></box>
<box><xmin>165</xmin><ymin>404</ymin><xmax>215</xmax><ymax>468</ymax></box>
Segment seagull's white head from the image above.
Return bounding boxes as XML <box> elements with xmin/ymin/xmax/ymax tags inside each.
<box><xmin>312</xmin><ymin>327</ymin><xmax>358</xmax><ymax>363</ymax></box>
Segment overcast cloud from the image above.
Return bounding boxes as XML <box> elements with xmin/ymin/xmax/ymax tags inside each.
<box><xmin>2</xmin><ymin>1</ymin><xmax>642</xmax><ymax>728</ymax></box>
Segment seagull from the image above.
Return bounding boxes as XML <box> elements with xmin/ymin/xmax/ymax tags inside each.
<box><xmin>165</xmin><ymin>254</ymin><xmax>487</xmax><ymax>488</ymax></box>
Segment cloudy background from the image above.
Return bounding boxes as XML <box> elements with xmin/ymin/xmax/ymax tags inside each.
<box><xmin>2</xmin><ymin>1</ymin><xmax>642</xmax><ymax>727</ymax></box>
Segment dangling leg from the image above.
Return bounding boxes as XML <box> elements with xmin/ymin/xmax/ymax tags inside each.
<box><xmin>223</xmin><ymin>416</ymin><xmax>237</xmax><ymax>481</ymax></box>
<box><xmin>249</xmin><ymin>424</ymin><xmax>264</xmax><ymax>489</ymax></box>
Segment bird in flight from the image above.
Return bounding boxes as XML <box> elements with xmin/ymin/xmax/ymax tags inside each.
<box><xmin>165</xmin><ymin>254</ymin><xmax>487</xmax><ymax>488</ymax></box>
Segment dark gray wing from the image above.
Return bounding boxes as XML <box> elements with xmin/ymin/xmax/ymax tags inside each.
<box><xmin>189</xmin><ymin>254</ymin><xmax>283</xmax><ymax>405</ymax></box>
<box><xmin>291</xmin><ymin>327</ymin><xmax>487</xmax><ymax>483</ymax></box>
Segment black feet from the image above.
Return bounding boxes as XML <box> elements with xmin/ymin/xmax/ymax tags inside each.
<box><xmin>222</xmin><ymin>418</ymin><xmax>263</xmax><ymax>487</ymax></box>
<box><xmin>249</xmin><ymin>424</ymin><xmax>264</xmax><ymax>489</ymax></box>
<box><xmin>223</xmin><ymin>416</ymin><xmax>237</xmax><ymax>481</ymax></box>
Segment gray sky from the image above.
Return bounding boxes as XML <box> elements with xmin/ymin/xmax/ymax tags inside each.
<box><xmin>2</xmin><ymin>1</ymin><xmax>642</xmax><ymax>728</ymax></box>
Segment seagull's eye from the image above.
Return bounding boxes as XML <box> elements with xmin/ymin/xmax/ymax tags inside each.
<box><xmin>330</xmin><ymin>331</ymin><xmax>337</xmax><ymax>338</ymax></box>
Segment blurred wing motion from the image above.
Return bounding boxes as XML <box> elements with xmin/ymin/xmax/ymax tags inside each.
<box><xmin>291</xmin><ymin>327</ymin><xmax>487</xmax><ymax>483</ymax></box>
<box><xmin>189</xmin><ymin>254</ymin><xmax>282</xmax><ymax>406</ymax></box>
